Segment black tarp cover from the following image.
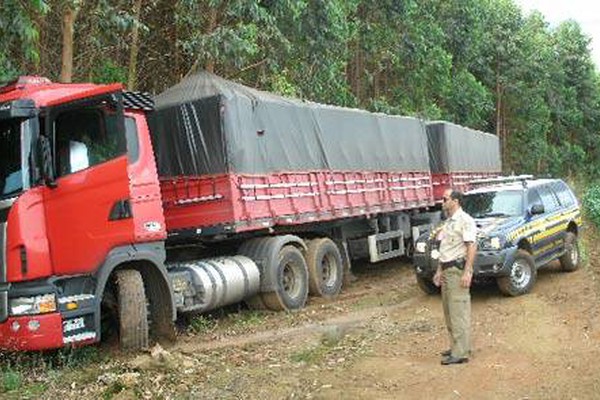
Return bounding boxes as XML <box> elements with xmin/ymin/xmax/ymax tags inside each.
<box><xmin>150</xmin><ymin>72</ymin><xmax>430</xmax><ymax>177</ymax></box>
<box><xmin>426</xmin><ymin>121</ymin><xmax>501</xmax><ymax>173</ymax></box>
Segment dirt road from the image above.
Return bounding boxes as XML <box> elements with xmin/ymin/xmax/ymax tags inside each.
<box><xmin>3</xmin><ymin>233</ymin><xmax>600</xmax><ymax>399</ymax></box>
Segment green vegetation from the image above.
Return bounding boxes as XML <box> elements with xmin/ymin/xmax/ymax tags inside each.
<box><xmin>227</xmin><ymin>310</ymin><xmax>265</xmax><ymax>330</ymax></box>
<box><xmin>0</xmin><ymin>346</ymin><xmax>105</xmax><ymax>396</ymax></box>
<box><xmin>1</xmin><ymin>1</ymin><xmax>599</xmax><ymax>179</ymax></box>
<box><xmin>583</xmin><ymin>184</ymin><xmax>600</xmax><ymax>229</ymax></box>
<box><xmin>2</xmin><ymin>369</ymin><xmax>21</xmax><ymax>392</ymax></box>
<box><xmin>188</xmin><ymin>314</ymin><xmax>218</xmax><ymax>335</ymax></box>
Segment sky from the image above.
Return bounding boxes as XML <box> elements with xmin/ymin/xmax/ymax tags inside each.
<box><xmin>515</xmin><ymin>0</ymin><xmax>600</xmax><ymax>68</ymax></box>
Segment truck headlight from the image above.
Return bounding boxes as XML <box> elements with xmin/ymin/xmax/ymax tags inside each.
<box><xmin>479</xmin><ymin>236</ymin><xmax>504</xmax><ymax>250</ymax></box>
<box><xmin>9</xmin><ymin>294</ymin><xmax>57</xmax><ymax>316</ymax></box>
<box><xmin>415</xmin><ymin>242</ymin><xmax>427</xmax><ymax>253</ymax></box>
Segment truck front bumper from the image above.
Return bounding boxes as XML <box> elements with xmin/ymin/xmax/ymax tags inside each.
<box><xmin>413</xmin><ymin>245</ymin><xmax>519</xmax><ymax>278</ymax></box>
<box><xmin>0</xmin><ymin>283</ymin><xmax>99</xmax><ymax>351</ymax></box>
<box><xmin>0</xmin><ymin>313</ymin><xmax>64</xmax><ymax>351</ymax></box>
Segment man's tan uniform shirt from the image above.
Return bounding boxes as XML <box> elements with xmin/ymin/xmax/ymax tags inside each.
<box><xmin>439</xmin><ymin>208</ymin><xmax>477</xmax><ymax>263</ymax></box>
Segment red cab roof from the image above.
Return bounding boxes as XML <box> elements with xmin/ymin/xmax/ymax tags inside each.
<box><xmin>0</xmin><ymin>76</ymin><xmax>123</xmax><ymax>107</ymax></box>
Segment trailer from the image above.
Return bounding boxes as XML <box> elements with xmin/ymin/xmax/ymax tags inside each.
<box><xmin>426</xmin><ymin>121</ymin><xmax>501</xmax><ymax>201</ymax></box>
<box><xmin>0</xmin><ymin>74</ymin><xmax>496</xmax><ymax>351</ymax></box>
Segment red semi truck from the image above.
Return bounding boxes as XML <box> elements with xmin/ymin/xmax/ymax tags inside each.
<box><xmin>0</xmin><ymin>74</ymin><xmax>499</xmax><ymax>351</ymax></box>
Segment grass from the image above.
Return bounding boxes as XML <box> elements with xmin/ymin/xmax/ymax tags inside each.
<box><xmin>290</xmin><ymin>343</ymin><xmax>331</xmax><ymax>364</ymax></box>
<box><xmin>0</xmin><ymin>345</ymin><xmax>106</xmax><ymax>396</ymax></box>
<box><xmin>2</xmin><ymin>369</ymin><xmax>21</xmax><ymax>392</ymax></box>
<box><xmin>289</xmin><ymin>327</ymin><xmax>345</xmax><ymax>365</ymax></box>
<box><xmin>227</xmin><ymin>310</ymin><xmax>266</xmax><ymax>331</ymax></box>
<box><xmin>188</xmin><ymin>314</ymin><xmax>218</xmax><ymax>334</ymax></box>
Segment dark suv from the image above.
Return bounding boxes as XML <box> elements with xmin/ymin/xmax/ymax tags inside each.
<box><xmin>413</xmin><ymin>177</ymin><xmax>582</xmax><ymax>296</ymax></box>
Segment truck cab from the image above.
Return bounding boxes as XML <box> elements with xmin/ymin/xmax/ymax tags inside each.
<box><xmin>0</xmin><ymin>77</ymin><xmax>174</xmax><ymax>350</ymax></box>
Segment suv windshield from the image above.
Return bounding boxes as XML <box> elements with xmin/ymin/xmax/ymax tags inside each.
<box><xmin>0</xmin><ymin>118</ymin><xmax>24</xmax><ymax>197</ymax></box>
<box><xmin>462</xmin><ymin>190</ymin><xmax>523</xmax><ymax>218</ymax></box>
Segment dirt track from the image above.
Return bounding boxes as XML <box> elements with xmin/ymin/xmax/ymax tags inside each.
<box><xmin>4</xmin><ymin>233</ymin><xmax>600</xmax><ymax>399</ymax></box>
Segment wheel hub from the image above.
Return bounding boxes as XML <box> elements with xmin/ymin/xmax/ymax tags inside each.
<box><xmin>283</xmin><ymin>263</ymin><xmax>300</xmax><ymax>297</ymax></box>
<box><xmin>510</xmin><ymin>260</ymin><xmax>530</xmax><ymax>288</ymax></box>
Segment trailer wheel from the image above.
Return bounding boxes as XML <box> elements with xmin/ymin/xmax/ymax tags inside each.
<box><xmin>115</xmin><ymin>269</ymin><xmax>149</xmax><ymax>350</ymax></box>
<box><xmin>262</xmin><ymin>246</ymin><xmax>309</xmax><ymax>311</ymax></box>
<box><xmin>306</xmin><ymin>238</ymin><xmax>343</xmax><ymax>299</ymax></box>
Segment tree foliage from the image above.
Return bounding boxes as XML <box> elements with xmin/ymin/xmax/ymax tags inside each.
<box><xmin>1</xmin><ymin>0</ymin><xmax>599</xmax><ymax>179</ymax></box>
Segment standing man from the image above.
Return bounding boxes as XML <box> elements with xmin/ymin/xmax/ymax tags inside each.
<box><xmin>433</xmin><ymin>189</ymin><xmax>477</xmax><ymax>365</ymax></box>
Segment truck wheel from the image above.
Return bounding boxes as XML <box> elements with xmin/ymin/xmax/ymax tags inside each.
<box><xmin>497</xmin><ymin>250</ymin><xmax>537</xmax><ymax>296</ymax></box>
<box><xmin>115</xmin><ymin>269</ymin><xmax>149</xmax><ymax>350</ymax></box>
<box><xmin>416</xmin><ymin>275</ymin><xmax>440</xmax><ymax>295</ymax></box>
<box><xmin>559</xmin><ymin>232</ymin><xmax>579</xmax><ymax>272</ymax></box>
<box><xmin>262</xmin><ymin>246</ymin><xmax>309</xmax><ymax>311</ymax></box>
<box><xmin>306</xmin><ymin>238</ymin><xmax>344</xmax><ymax>299</ymax></box>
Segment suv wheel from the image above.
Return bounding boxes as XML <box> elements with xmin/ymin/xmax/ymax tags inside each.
<box><xmin>497</xmin><ymin>250</ymin><xmax>537</xmax><ymax>296</ymax></box>
<box><xmin>559</xmin><ymin>232</ymin><xmax>579</xmax><ymax>272</ymax></box>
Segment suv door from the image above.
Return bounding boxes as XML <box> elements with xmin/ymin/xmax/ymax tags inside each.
<box><xmin>533</xmin><ymin>184</ymin><xmax>563</xmax><ymax>263</ymax></box>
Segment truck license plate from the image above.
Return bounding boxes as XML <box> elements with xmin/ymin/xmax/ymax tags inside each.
<box><xmin>63</xmin><ymin>317</ymin><xmax>85</xmax><ymax>332</ymax></box>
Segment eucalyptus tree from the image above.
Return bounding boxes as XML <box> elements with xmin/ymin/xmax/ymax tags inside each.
<box><xmin>0</xmin><ymin>0</ymin><xmax>47</xmax><ymax>81</ymax></box>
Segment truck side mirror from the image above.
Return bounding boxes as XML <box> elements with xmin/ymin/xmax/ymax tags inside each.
<box><xmin>529</xmin><ymin>204</ymin><xmax>544</xmax><ymax>215</ymax></box>
<box><xmin>38</xmin><ymin>135</ymin><xmax>57</xmax><ymax>188</ymax></box>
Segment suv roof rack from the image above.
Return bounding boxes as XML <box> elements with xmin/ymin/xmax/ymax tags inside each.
<box><xmin>469</xmin><ymin>174</ymin><xmax>534</xmax><ymax>188</ymax></box>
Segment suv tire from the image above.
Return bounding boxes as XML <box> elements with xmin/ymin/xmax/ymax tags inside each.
<box><xmin>559</xmin><ymin>232</ymin><xmax>579</xmax><ymax>272</ymax></box>
<box><xmin>497</xmin><ymin>249</ymin><xmax>537</xmax><ymax>296</ymax></box>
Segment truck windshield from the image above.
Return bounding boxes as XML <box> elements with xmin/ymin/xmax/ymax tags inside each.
<box><xmin>462</xmin><ymin>190</ymin><xmax>524</xmax><ymax>218</ymax></box>
<box><xmin>0</xmin><ymin>118</ymin><xmax>24</xmax><ymax>198</ymax></box>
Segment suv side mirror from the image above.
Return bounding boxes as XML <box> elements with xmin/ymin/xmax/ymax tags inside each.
<box><xmin>38</xmin><ymin>135</ymin><xmax>57</xmax><ymax>188</ymax></box>
<box><xmin>530</xmin><ymin>204</ymin><xmax>545</xmax><ymax>215</ymax></box>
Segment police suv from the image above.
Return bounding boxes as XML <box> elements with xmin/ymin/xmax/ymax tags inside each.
<box><xmin>413</xmin><ymin>176</ymin><xmax>582</xmax><ymax>296</ymax></box>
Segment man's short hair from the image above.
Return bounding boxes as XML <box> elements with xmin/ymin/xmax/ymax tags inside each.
<box><xmin>449</xmin><ymin>189</ymin><xmax>463</xmax><ymax>205</ymax></box>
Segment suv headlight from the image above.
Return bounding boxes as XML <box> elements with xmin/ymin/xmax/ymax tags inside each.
<box><xmin>9</xmin><ymin>294</ymin><xmax>57</xmax><ymax>316</ymax></box>
<box><xmin>415</xmin><ymin>242</ymin><xmax>427</xmax><ymax>253</ymax></box>
<box><xmin>479</xmin><ymin>236</ymin><xmax>505</xmax><ymax>250</ymax></box>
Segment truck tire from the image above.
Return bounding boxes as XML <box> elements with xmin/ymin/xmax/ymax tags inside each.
<box><xmin>262</xmin><ymin>245</ymin><xmax>309</xmax><ymax>311</ymax></box>
<box><xmin>306</xmin><ymin>238</ymin><xmax>343</xmax><ymax>299</ymax></box>
<box><xmin>559</xmin><ymin>232</ymin><xmax>579</xmax><ymax>272</ymax></box>
<box><xmin>115</xmin><ymin>269</ymin><xmax>149</xmax><ymax>350</ymax></box>
<box><xmin>497</xmin><ymin>250</ymin><xmax>537</xmax><ymax>296</ymax></box>
<box><xmin>416</xmin><ymin>275</ymin><xmax>440</xmax><ymax>295</ymax></box>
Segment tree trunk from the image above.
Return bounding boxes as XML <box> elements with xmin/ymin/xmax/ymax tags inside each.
<box><xmin>495</xmin><ymin>71</ymin><xmax>504</xmax><ymax>166</ymax></box>
<box><xmin>33</xmin><ymin>11</ymin><xmax>48</xmax><ymax>75</ymax></box>
<box><xmin>128</xmin><ymin>0</ymin><xmax>144</xmax><ymax>89</ymax></box>
<box><xmin>60</xmin><ymin>5</ymin><xmax>80</xmax><ymax>83</ymax></box>
<box><xmin>204</xmin><ymin>6</ymin><xmax>218</xmax><ymax>74</ymax></box>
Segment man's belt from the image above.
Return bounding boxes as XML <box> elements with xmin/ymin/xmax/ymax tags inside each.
<box><xmin>440</xmin><ymin>259</ymin><xmax>465</xmax><ymax>270</ymax></box>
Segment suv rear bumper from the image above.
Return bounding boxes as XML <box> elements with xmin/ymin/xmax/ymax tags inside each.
<box><xmin>414</xmin><ymin>245</ymin><xmax>519</xmax><ymax>278</ymax></box>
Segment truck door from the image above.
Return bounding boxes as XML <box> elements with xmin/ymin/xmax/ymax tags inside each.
<box><xmin>42</xmin><ymin>95</ymin><xmax>134</xmax><ymax>276</ymax></box>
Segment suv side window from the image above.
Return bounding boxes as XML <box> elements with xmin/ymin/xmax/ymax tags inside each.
<box><xmin>527</xmin><ymin>189</ymin><xmax>543</xmax><ymax>210</ymax></box>
<box><xmin>54</xmin><ymin>107</ymin><xmax>125</xmax><ymax>177</ymax></box>
<box><xmin>538</xmin><ymin>184</ymin><xmax>561</xmax><ymax>213</ymax></box>
<box><xmin>552</xmin><ymin>181</ymin><xmax>576</xmax><ymax>207</ymax></box>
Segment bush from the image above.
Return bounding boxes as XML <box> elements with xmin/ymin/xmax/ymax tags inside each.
<box><xmin>583</xmin><ymin>184</ymin><xmax>600</xmax><ymax>228</ymax></box>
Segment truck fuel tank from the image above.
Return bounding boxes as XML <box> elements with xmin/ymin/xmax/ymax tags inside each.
<box><xmin>168</xmin><ymin>255</ymin><xmax>260</xmax><ymax>314</ymax></box>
